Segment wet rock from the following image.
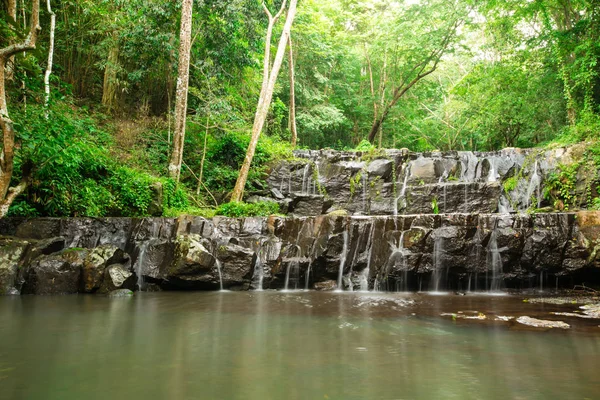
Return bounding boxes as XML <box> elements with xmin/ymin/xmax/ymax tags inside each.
<box><xmin>288</xmin><ymin>194</ymin><xmax>325</xmax><ymax>216</ymax></box>
<box><xmin>99</xmin><ymin>264</ymin><xmax>136</xmax><ymax>293</ymax></box>
<box><xmin>107</xmin><ymin>289</ymin><xmax>134</xmax><ymax>297</ymax></box>
<box><xmin>410</xmin><ymin>158</ymin><xmax>437</xmax><ymax>182</ymax></box>
<box><xmin>516</xmin><ymin>316</ymin><xmax>570</xmax><ymax>329</ymax></box>
<box><xmin>0</xmin><ymin>237</ymin><xmax>29</xmax><ymax>295</ymax></box>
<box><xmin>22</xmin><ymin>249</ymin><xmax>88</xmax><ymax>295</ymax></box>
<box><xmin>314</xmin><ymin>280</ymin><xmax>337</xmax><ymax>291</ymax></box>
<box><xmin>163</xmin><ymin>234</ymin><xmax>217</xmax><ymax>288</ymax></box>
<box><xmin>217</xmin><ymin>243</ymin><xmax>255</xmax><ymax>289</ymax></box>
<box><xmin>366</xmin><ymin>159</ymin><xmax>393</xmax><ymax>179</ymax></box>
<box><xmin>15</xmin><ymin>218</ymin><xmax>61</xmax><ymax>239</ymax></box>
<box><xmin>81</xmin><ymin>245</ymin><xmax>130</xmax><ymax>293</ymax></box>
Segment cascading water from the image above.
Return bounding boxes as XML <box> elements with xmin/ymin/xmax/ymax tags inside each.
<box><xmin>215</xmin><ymin>259</ymin><xmax>224</xmax><ymax>291</ymax></box>
<box><xmin>251</xmin><ymin>241</ymin><xmax>266</xmax><ymax>291</ymax></box>
<box><xmin>526</xmin><ymin>161</ymin><xmax>541</xmax><ymax>209</ymax></box>
<box><xmin>358</xmin><ymin>223</ymin><xmax>376</xmax><ymax>291</ymax></box>
<box><xmin>134</xmin><ymin>241</ymin><xmax>149</xmax><ymax>291</ymax></box>
<box><xmin>362</xmin><ymin>172</ymin><xmax>368</xmax><ymax>213</ymax></box>
<box><xmin>394</xmin><ymin>166</ymin><xmax>410</xmax><ymax>216</ymax></box>
<box><xmin>336</xmin><ymin>229</ymin><xmax>349</xmax><ymax>291</ymax></box>
<box><xmin>302</xmin><ymin>163</ymin><xmax>311</xmax><ymax>195</ymax></box>
<box><xmin>284</xmin><ymin>258</ymin><xmax>300</xmax><ymax>291</ymax></box>
<box><xmin>487</xmin><ymin>158</ymin><xmax>498</xmax><ymax>182</ymax></box>
<box><xmin>487</xmin><ymin>221</ymin><xmax>504</xmax><ymax>292</ymax></box>
<box><xmin>430</xmin><ymin>235</ymin><xmax>445</xmax><ymax>292</ymax></box>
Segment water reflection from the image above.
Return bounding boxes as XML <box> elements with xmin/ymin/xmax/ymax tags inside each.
<box><xmin>0</xmin><ymin>292</ymin><xmax>599</xmax><ymax>400</ymax></box>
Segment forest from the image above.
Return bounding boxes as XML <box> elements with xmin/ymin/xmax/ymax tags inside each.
<box><xmin>0</xmin><ymin>0</ymin><xmax>599</xmax><ymax>218</ymax></box>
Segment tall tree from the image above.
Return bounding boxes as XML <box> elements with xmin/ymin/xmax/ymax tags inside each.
<box><xmin>0</xmin><ymin>0</ymin><xmax>40</xmax><ymax>216</ymax></box>
<box><xmin>230</xmin><ymin>0</ymin><xmax>297</xmax><ymax>201</ymax></box>
<box><xmin>367</xmin><ymin>1</ymin><xmax>465</xmax><ymax>143</ymax></box>
<box><xmin>288</xmin><ymin>34</ymin><xmax>297</xmax><ymax>147</ymax></box>
<box><xmin>168</xmin><ymin>0</ymin><xmax>194</xmax><ymax>182</ymax></box>
<box><xmin>5</xmin><ymin>0</ymin><xmax>16</xmax><ymax>81</ymax></box>
<box><xmin>43</xmin><ymin>0</ymin><xmax>55</xmax><ymax>113</ymax></box>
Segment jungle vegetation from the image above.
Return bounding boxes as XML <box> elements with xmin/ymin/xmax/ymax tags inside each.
<box><xmin>0</xmin><ymin>0</ymin><xmax>598</xmax><ymax>217</ymax></box>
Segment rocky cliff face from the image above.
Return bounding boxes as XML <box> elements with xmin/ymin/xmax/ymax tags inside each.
<box><xmin>1</xmin><ymin>211</ymin><xmax>599</xmax><ymax>294</ymax></box>
<box><xmin>1</xmin><ymin>147</ymin><xmax>599</xmax><ymax>295</ymax></box>
<box><xmin>264</xmin><ymin>147</ymin><xmax>585</xmax><ymax>216</ymax></box>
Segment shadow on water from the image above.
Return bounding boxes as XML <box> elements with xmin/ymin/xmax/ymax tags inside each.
<box><xmin>0</xmin><ymin>291</ymin><xmax>599</xmax><ymax>400</ymax></box>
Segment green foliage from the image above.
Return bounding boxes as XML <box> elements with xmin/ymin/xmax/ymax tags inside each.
<box><xmin>7</xmin><ymin>102</ymin><xmax>191</xmax><ymax>217</ymax></box>
<box><xmin>215</xmin><ymin>201</ymin><xmax>280</xmax><ymax>217</ymax></box>
<box><xmin>355</xmin><ymin>140</ymin><xmax>375</xmax><ymax>152</ymax></box>
<box><xmin>503</xmin><ymin>176</ymin><xmax>519</xmax><ymax>193</ymax></box>
<box><xmin>545</xmin><ymin>163</ymin><xmax>580</xmax><ymax>211</ymax></box>
<box><xmin>349</xmin><ymin>171</ymin><xmax>363</xmax><ymax>197</ymax></box>
<box><xmin>431</xmin><ymin>197</ymin><xmax>439</xmax><ymax>215</ymax></box>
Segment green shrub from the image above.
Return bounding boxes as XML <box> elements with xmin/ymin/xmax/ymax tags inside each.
<box><xmin>215</xmin><ymin>201</ymin><xmax>279</xmax><ymax>217</ymax></box>
<box><xmin>355</xmin><ymin>139</ymin><xmax>375</xmax><ymax>152</ymax></box>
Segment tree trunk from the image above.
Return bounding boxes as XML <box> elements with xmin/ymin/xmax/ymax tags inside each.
<box><xmin>364</xmin><ymin>44</ymin><xmax>378</xmax><ymax>134</ymax></box>
<box><xmin>5</xmin><ymin>0</ymin><xmax>17</xmax><ymax>81</ymax></box>
<box><xmin>168</xmin><ymin>0</ymin><xmax>194</xmax><ymax>182</ymax></box>
<box><xmin>43</xmin><ymin>0</ymin><xmax>55</xmax><ymax>114</ymax></box>
<box><xmin>101</xmin><ymin>36</ymin><xmax>119</xmax><ymax>111</ymax></box>
<box><xmin>0</xmin><ymin>0</ymin><xmax>40</xmax><ymax>217</ymax></box>
<box><xmin>230</xmin><ymin>0</ymin><xmax>297</xmax><ymax>202</ymax></box>
<box><xmin>288</xmin><ymin>34</ymin><xmax>297</xmax><ymax>148</ymax></box>
<box><xmin>367</xmin><ymin>20</ymin><xmax>462</xmax><ymax>143</ymax></box>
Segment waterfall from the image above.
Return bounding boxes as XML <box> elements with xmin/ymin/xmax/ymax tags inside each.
<box><xmin>526</xmin><ymin>161</ymin><xmax>541</xmax><ymax>209</ymax></box>
<box><xmin>359</xmin><ymin>223</ymin><xmax>376</xmax><ymax>291</ymax></box>
<box><xmin>312</xmin><ymin>161</ymin><xmax>320</xmax><ymax>195</ymax></box>
<box><xmin>305</xmin><ymin>260</ymin><xmax>312</xmax><ymax>290</ymax></box>
<box><xmin>394</xmin><ymin>166</ymin><xmax>410</xmax><ymax>216</ymax></box>
<box><xmin>251</xmin><ymin>242</ymin><xmax>265</xmax><ymax>291</ymax></box>
<box><xmin>301</xmin><ymin>164</ymin><xmax>311</xmax><ymax>195</ymax></box>
<box><xmin>336</xmin><ymin>230</ymin><xmax>349</xmax><ymax>291</ymax></box>
<box><xmin>284</xmin><ymin>258</ymin><xmax>300</xmax><ymax>291</ymax></box>
<box><xmin>431</xmin><ymin>235</ymin><xmax>445</xmax><ymax>292</ymax></box>
<box><xmin>215</xmin><ymin>259</ymin><xmax>224</xmax><ymax>291</ymax></box>
<box><xmin>487</xmin><ymin>224</ymin><xmax>504</xmax><ymax>292</ymax></box>
<box><xmin>487</xmin><ymin>158</ymin><xmax>498</xmax><ymax>182</ymax></box>
<box><xmin>134</xmin><ymin>241</ymin><xmax>149</xmax><ymax>291</ymax></box>
<box><xmin>362</xmin><ymin>172</ymin><xmax>368</xmax><ymax>213</ymax></box>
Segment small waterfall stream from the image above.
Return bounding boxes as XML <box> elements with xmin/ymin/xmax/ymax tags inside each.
<box><xmin>215</xmin><ymin>259</ymin><xmax>224</xmax><ymax>291</ymax></box>
<box><xmin>526</xmin><ymin>161</ymin><xmax>541</xmax><ymax>209</ymax></box>
<box><xmin>431</xmin><ymin>235</ymin><xmax>446</xmax><ymax>292</ymax></box>
<box><xmin>487</xmin><ymin>221</ymin><xmax>504</xmax><ymax>292</ymax></box>
<box><xmin>336</xmin><ymin>230</ymin><xmax>349</xmax><ymax>291</ymax></box>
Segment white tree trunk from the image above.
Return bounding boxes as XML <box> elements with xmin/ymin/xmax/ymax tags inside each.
<box><xmin>168</xmin><ymin>0</ymin><xmax>194</xmax><ymax>182</ymax></box>
<box><xmin>5</xmin><ymin>0</ymin><xmax>17</xmax><ymax>81</ymax></box>
<box><xmin>43</xmin><ymin>0</ymin><xmax>55</xmax><ymax>115</ymax></box>
<box><xmin>288</xmin><ymin>34</ymin><xmax>297</xmax><ymax>148</ymax></box>
<box><xmin>230</xmin><ymin>0</ymin><xmax>298</xmax><ymax>202</ymax></box>
<box><xmin>0</xmin><ymin>0</ymin><xmax>41</xmax><ymax>216</ymax></box>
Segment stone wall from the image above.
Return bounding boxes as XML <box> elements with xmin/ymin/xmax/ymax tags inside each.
<box><xmin>264</xmin><ymin>147</ymin><xmax>587</xmax><ymax>216</ymax></box>
<box><xmin>1</xmin><ymin>212</ymin><xmax>599</xmax><ymax>294</ymax></box>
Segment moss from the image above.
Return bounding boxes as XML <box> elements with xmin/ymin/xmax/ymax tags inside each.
<box><xmin>503</xmin><ymin>176</ymin><xmax>519</xmax><ymax>193</ymax></box>
<box><xmin>349</xmin><ymin>171</ymin><xmax>363</xmax><ymax>197</ymax></box>
<box><xmin>327</xmin><ymin>209</ymin><xmax>349</xmax><ymax>217</ymax></box>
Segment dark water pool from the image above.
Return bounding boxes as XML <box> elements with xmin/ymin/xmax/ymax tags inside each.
<box><xmin>1</xmin><ymin>291</ymin><xmax>599</xmax><ymax>400</ymax></box>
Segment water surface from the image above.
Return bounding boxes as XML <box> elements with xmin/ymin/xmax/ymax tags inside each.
<box><xmin>1</xmin><ymin>292</ymin><xmax>599</xmax><ymax>400</ymax></box>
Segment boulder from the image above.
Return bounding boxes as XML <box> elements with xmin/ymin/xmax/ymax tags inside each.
<box><xmin>99</xmin><ymin>264</ymin><xmax>136</xmax><ymax>293</ymax></box>
<box><xmin>22</xmin><ymin>249</ymin><xmax>88</xmax><ymax>295</ymax></box>
<box><xmin>81</xmin><ymin>245</ymin><xmax>130</xmax><ymax>293</ymax></box>
<box><xmin>0</xmin><ymin>237</ymin><xmax>29</xmax><ymax>295</ymax></box>
<box><xmin>314</xmin><ymin>280</ymin><xmax>337</xmax><ymax>291</ymax></box>
<box><xmin>217</xmin><ymin>243</ymin><xmax>255</xmax><ymax>289</ymax></box>
<box><xmin>107</xmin><ymin>289</ymin><xmax>134</xmax><ymax>297</ymax></box>
<box><xmin>288</xmin><ymin>194</ymin><xmax>325</xmax><ymax>216</ymax></box>
<box><xmin>164</xmin><ymin>234</ymin><xmax>217</xmax><ymax>288</ymax></box>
